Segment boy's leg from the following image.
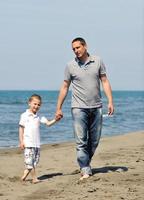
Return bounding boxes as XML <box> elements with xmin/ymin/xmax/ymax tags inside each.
<box><xmin>22</xmin><ymin>147</ymin><xmax>40</xmax><ymax>183</ymax></box>
<box><xmin>22</xmin><ymin>147</ymin><xmax>33</xmax><ymax>181</ymax></box>
<box><xmin>21</xmin><ymin>169</ymin><xmax>31</xmax><ymax>181</ymax></box>
<box><xmin>31</xmin><ymin>148</ymin><xmax>40</xmax><ymax>183</ymax></box>
<box><xmin>30</xmin><ymin>168</ymin><xmax>40</xmax><ymax>183</ymax></box>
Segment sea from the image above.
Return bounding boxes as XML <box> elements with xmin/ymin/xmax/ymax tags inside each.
<box><xmin>0</xmin><ymin>90</ymin><xmax>144</xmax><ymax>149</ymax></box>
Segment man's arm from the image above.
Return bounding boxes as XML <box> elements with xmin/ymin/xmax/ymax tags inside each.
<box><xmin>55</xmin><ymin>80</ymin><xmax>70</xmax><ymax>120</ymax></box>
<box><xmin>100</xmin><ymin>75</ymin><xmax>114</xmax><ymax>115</ymax></box>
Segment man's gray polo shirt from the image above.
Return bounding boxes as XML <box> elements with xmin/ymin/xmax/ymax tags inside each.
<box><xmin>64</xmin><ymin>55</ymin><xmax>106</xmax><ymax>108</ymax></box>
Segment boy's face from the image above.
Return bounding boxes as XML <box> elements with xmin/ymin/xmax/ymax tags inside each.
<box><xmin>28</xmin><ymin>98</ymin><xmax>41</xmax><ymax>114</ymax></box>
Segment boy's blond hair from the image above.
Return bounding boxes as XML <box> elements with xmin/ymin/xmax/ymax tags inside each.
<box><xmin>28</xmin><ymin>94</ymin><xmax>42</xmax><ymax>103</ymax></box>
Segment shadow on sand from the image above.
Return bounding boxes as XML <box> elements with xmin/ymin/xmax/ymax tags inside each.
<box><xmin>38</xmin><ymin>166</ymin><xmax>128</xmax><ymax>180</ymax></box>
<box><xmin>38</xmin><ymin>172</ymin><xmax>63</xmax><ymax>181</ymax></box>
<box><xmin>68</xmin><ymin>166</ymin><xmax>128</xmax><ymax>176</ymax></box>
<box><xmin>92</xmin><ymin>166</ymin><xmax>128</xmax><ymax>174</ymax></box>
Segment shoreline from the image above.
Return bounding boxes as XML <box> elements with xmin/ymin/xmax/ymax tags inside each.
<box><xmin>0</xmin><ymin>129</ymin><xmax>144</xmax><ymax>151</ymax></box>
<box><xmin>0</xmin><ymin>130</ymin><xmax>144</xmax><ymax>200</ymax></box>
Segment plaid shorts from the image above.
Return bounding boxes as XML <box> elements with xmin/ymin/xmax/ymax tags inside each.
<box><xmin>24</xmin><ymin>147</ymin><xmax>40</xmax><ymax>169</ymax></box>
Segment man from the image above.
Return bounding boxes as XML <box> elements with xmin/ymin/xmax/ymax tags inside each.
<box><xmin>55</xmin><ymin>37</ymin><xmax>114</xmax><ymax>180</ymax></box>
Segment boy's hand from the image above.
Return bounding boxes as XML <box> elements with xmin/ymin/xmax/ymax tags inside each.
<box><xmin>19</xmin><ymin>142</ymin><xmax>25</xmax><ymax>150</ymax></box>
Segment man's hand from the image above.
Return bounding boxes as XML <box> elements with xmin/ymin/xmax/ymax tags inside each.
<box><xmin>55</xmin><ymin>110</ymin><xmax>63</xmax><ymax>121</ymax></box>
<box><xmin>108</xmin><ymin>102</ymin><xmax>114</xmax><ymax>115</ymax></box>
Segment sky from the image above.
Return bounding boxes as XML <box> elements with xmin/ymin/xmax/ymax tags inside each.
<box><xmin>0</xmin><ymin>0</ymin><xmax>143</xmax><ymax>90</ymax></box>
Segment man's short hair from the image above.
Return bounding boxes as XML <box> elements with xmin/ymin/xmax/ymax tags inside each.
<box><xmin>72</xmin><ymin>37</ymin><xmax>86</xmax><ymax>46</ymax></box>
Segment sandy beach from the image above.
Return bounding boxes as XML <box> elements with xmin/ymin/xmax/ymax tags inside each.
<box><xmin>0</xmin><ymin>131</ymin><xmax>144</xmax><ymax>200</ymax></box>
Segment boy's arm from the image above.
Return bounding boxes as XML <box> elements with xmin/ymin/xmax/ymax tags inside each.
<box><xmin>45</xmin><ymin>119</ymin><xmax>57</xmax><ymax>127</ymax></box>
<box><xmin>19</xmin><ymin>125</ymin><xmax>25</xmax><ymax>150</ymax></box>
<box><xmin>41</xmin><ymin>117</ymin><xmax>57</xmax><ymax>127</ymax></box>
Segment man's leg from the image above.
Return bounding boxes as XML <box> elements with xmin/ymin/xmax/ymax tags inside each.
<box><xmin>88</xmin><ymin>107</ymin><xmax>102</xmax><ymax>162</ymax></box>
<box><xmin>71</xmin><ymin>108</ymin><xmax>92</xmax><ymax>179</ymax></box>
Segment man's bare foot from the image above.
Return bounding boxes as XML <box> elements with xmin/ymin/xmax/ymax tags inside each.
<box><xmin>79</xmin><ymin>173</ymin><xmax>90</xmax><ymax>181</ymax></box>
<box><xmin>32</xmin><ymin>178</ymin><xmax>41</xmax><ymax>184</ymax></box>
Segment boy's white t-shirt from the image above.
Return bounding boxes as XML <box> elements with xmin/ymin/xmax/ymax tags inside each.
<box><xmin>19</xmin><ymin>109</ymin><xmax>44</xmax><ymax>148</ymax></box>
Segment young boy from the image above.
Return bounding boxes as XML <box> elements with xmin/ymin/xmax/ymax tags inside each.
<box><xmin>19</xmin><ymin>94</ymin><xmax>57</xmax><ymax>183</ymax></box>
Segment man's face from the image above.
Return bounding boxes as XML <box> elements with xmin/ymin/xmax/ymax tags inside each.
<box><xmin>72</xmin><ymin>41</ymin><xmax>87</xmax><ymax>59</ymax></box>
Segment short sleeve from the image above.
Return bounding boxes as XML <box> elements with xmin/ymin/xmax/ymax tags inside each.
<box><xmin>40</xmin><ymin>116</ymin><xmax>47</xmax><ymax>124</ymax></box>
<box><xmin>99</xmin><ymin>58</ymin><xmax>106</xmax><ymax>76</ymax></box>
<box><xmin>64</xmin><ymin>65</ymin><xmax>71</xmax><ymax>81</ymax></box>
<box><xmin>19</xmin><ymin>113</ymin><xmax>26</xmax><ymax>127</ymax></box>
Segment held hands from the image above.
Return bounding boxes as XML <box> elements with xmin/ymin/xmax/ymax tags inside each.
<box><xmin>41</xmin><ymin>112</ymin><xmax>63</xmax><ymax>124</ymax></box>
<box><xmin>41</xmin><ymin>116</ymin><xmax>57</xmax><ymax>126</ymax></box>
<box><xmin>55</xmin><ymin>109</ymin><xmax>63</xmax><ymax>121</ymax></box>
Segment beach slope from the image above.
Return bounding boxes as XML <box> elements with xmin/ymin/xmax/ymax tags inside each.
<box><xmin>0</xmin><ymin>131</ymin><xmax>144</xmax><ymax>200</ymax></box>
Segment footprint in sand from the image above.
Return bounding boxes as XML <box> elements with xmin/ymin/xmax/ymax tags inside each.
<box><xmin>8</xmin><ymin>176</ymin><xmax>20</xmax><ymax>182</ymax></box>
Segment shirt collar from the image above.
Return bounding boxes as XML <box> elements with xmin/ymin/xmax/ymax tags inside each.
<box><xmin>26</xmin><ymin>109</ymin><xmax>38</xmax><ymax>117</ymax></box>
<box><xmin>75</xmin><ymin>53</ymin><xmax>95</xmax><ymax>66</ymax></box>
